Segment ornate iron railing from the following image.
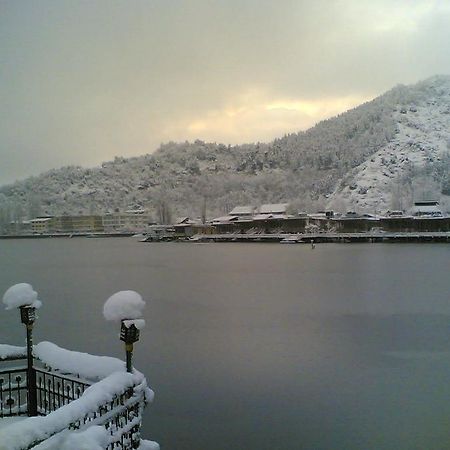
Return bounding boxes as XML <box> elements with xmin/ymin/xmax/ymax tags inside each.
<box><xmin>0</xmin><ymin>355</ymin><xmax>149</xmax><ymax>450</ymax></box>
<box><xmin>0</xmin><ymin>366</ymin><xmax>28</xmax><ymax>417</ymax></box>
<box><xmin>35</xmin><ymin>367</ymin><xmax>90</xmax><ymax>415</ymax></box>
<box><xmin>0</xmin><ymin>357</ymin><xmax>90</xmax><ymax>419</ymax></box>
<box><xmin>67</xmin><ymin>382</ymin><xmax>145</xmax><ymax>450</ymax></box>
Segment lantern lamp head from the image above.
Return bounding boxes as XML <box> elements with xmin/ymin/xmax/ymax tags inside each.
<box><xmin>120</xmin><ymin>321</ymin><xmax>140</xmax><ymax>344</ymax></box>
<box><xmin>20</xmin><ymin>305</ymin><xmax>36</xmax><ymax>325</ymax></box>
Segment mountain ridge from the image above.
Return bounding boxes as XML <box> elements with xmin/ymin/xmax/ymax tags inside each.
<box><xmin>1</xmin><ymin>75</ymin><xmax>449</xmax><ymax>225</ymax></box>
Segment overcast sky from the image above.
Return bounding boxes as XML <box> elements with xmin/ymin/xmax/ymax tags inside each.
<box><xmin>1</xmin><ymin>0</ymin><xmax>449</xmax><ymax>185</ymax></box>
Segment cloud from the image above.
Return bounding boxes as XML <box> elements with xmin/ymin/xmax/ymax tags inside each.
<box><xmin>0</xmin><ymin>0</ymin><xmax>449</xmax><ymax>184</ymax></box>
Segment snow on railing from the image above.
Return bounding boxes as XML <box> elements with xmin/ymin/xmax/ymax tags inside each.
<box><xmin>32</xmin><ymin>426</ymin><xmax>109</xmax><ymax>450</ymax></box>
<box><xmin>0</xmin><ymin>344</ymin><xmax>27</xmax><ymax>361</ymax></box>
<box><xmin>0</xmin><ymin>347</ymin><xmax>156</xmax><ymax>450</ymax></box>
<box><xmin>34</xmin><ymin>342</ymin><xmax>125</xmax><ymax>382</ymax></box>
<box><xmin>0</xmin><ymin>370</ymin><xmax>151</xmax><ymax>450</ymax></box>
<box><xmin>1</xmin><ymin>284</ymin><xmax>158</xmax><ymax>450</ymax></box>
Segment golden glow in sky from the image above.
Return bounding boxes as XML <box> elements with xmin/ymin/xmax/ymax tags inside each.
<box><xmin>173</xmin><ymin>91</ymin><xmax>370</xmax><ymax>144</ymax></box>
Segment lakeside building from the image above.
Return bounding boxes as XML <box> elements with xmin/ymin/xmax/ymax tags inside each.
<box><xmin>29</xmin><ymin>215</ymin><xmax>104</xmax><ymax>234</ymax></box>
<box><xmin>143</xmin><ymin>217</ymin><xmax>209</xmax><ymax>241</ymax></box>
<box><xmin>30</xmin><ymin>217</ymin><xmax>53</xmax><ymax>233</ymax></box>
<box><xmin>211</xmin><ymin>205</ymin><xmax>255</xmax><ymax>226</ymax></box>
<box><xmin>257</xmin><ymin>203</ymin><xmax>289</xmax><ymax>218</ymax></box>
<box><xmin>205</xmin><ymin>202</ymin><xmax>450</xmax><ymax>236</ymax></box>
<box><xmin>6</xmin><ymin>210</ymin><xmax>152</xmax><ymax>235</ymax></box>
<box><xmin>411</xmin><ymin>200</ymin><xmax>443</xmax><ymax>217</ymax></box>
<box><xmin>102</xmin><ymin>209</ymin><xmax>153</xmax><ymax>232</ymax></box>
<box><xmin>228</xmin><ymin>205</ymin><xmax>255</xmax><ymax>218</ymax></box>
<box><xmin>6</xmin><ymin>219</ymin><xmax>32</xmax><ymax>234</ymax></box>
<box><xmin>211</xmin><ymin>203</ymin><xmax>291</xmax><ymax>226</ymax></box>
<box><xmin>52</xmin><ymin>215</ymin><xmax>104</xmax><ymax>233</ymax></box>
<box><xmin>2</xmin><ymin>201</ymin><xmax>449</xmax><ymax>237</ymax></box>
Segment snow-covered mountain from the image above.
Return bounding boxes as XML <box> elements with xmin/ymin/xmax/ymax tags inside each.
<box><xmin>328</xmin><ymin>76</ymin><xmax>450</xmax><ymax>213</ymax></box>
<box><xmin>1</xmin><ymin>75</ymin><xmax>449</xmax><ymax>225</ymax></box>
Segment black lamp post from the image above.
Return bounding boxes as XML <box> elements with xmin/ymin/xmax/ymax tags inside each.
<box><xmin>120</xmin><ymin>321</ymin><xmax>140</xmax><ymax>373</ymax></box>
<box><xmin>19</xmin><ymin>305</ymin><xmax>38</xmax><ymax>416</ymax></box>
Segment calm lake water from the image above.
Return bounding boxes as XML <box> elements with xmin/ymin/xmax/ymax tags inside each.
<box><xmin>0</xmin><ymin>239</ymin><xmax>449</xmax><ymax>450</ymax></box>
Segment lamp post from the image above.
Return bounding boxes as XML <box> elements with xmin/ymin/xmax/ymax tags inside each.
<box><xmin>120</xmin><ymin>321</ymin><xmax>140</xmax><ymax>373</ymax></box>
<box><xmin>19</xmin><ymin>305</ymin><xmax>38</xmax><ymax>416</ymax></box>
<box><xmin>103</xmin><ymin>290</ymin><xmax>146</xmax><ymax>373</ymax></box>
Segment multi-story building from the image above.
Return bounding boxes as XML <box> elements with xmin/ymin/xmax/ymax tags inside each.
<box><xmin>29</xmin><ymin>215</ymin><xmax>104</xmax><ymax>234</ymax></box>
<box><xmin>52</xmin><ymin>215</ymin><xmax>104</xmax><ymax>233</ymax></box>
<box><xmin>30</xmin><ymin>217</ymin><xmax>53</xmax><ymax>233</ymax></box>
<box><xmin>102</xmin><ymin>210</ymin><xmax>152</xmax><ymax>232</ymax></box>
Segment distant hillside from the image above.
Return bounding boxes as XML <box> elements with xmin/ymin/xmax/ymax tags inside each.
<box><xmin>1</xmin><ymin>75</ymin><xmax>449</xmax><ymax>227</ymax></box>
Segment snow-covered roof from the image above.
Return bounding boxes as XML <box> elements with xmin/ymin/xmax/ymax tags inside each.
<box><xmin>414</xmin><ymin>206</ymin><xmax>442</xmax><ymax>213</ymax></box>
<box><xmin>308</xmin><ymin>212</ymin><xmax>327</xmax><ymax>219</ymax></box>
<box><xmin>228</xmin><ymin>205</ymin><xmax>254</xmax><ymax>215</ymax></box>
<box><xmin>30</xmin><ymin>218</ymin><xmax>52</xmax><ymax>223</ymax></box>
<box><xmin>175</xmin><ymin>217</ymin><xmax>192</xmax><ymax>224</ymax></box>
<box><xmin>253</xmin><ymin>213</ymin><xmax>286</xmax><ymax>220</ymax></box>
<box><xmin>258</xmin><ymin>203</ymin><xmax>289</xmax><ymax>214</ymax></box>
<box><xmin>411</xmin><ymin>201</ymin><xmax>442</xmax><ymax>215</ymax></box>
<box><xmin>412</xmin><ymin>206</ymin><xmax>441</xmax><ymax>213</ymax></box>
<box><xmin>235</xmin><ymin>217</ymin><xmax>255</xmax><ymax>222</ymax></box>
<box><xmin>125</xmin><ymin>209</ymin><xmax>147</xmax><ymax>215</ymax></box>
<box><xmin>211</xmin><ymin>215</ymin><xmax>239</xmax><ymax>223</ymax></box>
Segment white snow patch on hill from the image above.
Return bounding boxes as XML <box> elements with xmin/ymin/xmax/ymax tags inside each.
<box><xmin>328</xmin><ymin>78</ymin><xmax>450</xmax><ymax>213</ymax></box>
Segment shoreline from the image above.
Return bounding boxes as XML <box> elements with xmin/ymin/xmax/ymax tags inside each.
<box><xmin>0</xmin><ymin>232</ymin><xmax>135</xmax><ymax>239</ymax></box>
<box><xmin>185</xmin><ymin>231</ymin><xmax>450</xmax><ymax>244</ymax></box>
<box><xmin>2</xmin><ymin>231</ymin><xmax>449</xmax><ymax>243</ymax></box>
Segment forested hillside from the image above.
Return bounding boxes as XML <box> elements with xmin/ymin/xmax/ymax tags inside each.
<box><xmin>1</xmin><ymin>75</ymin><xmax>449</xmax><ymax>227</ymax></box>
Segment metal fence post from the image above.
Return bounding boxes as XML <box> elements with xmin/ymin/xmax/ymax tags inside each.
<box><xmin>26</xmin><ymin>323</ymin><xmax>38</xmax><ymax>416</ymax></box>
<box><xmin>20</xmin><ymin>306</ymin><xmax>38</xmax><ymax>416</ymax></box>
<box><xmin>27</xmin><ymin>324</ymin><xmax>37</xmax><ymax>416</ymax></box>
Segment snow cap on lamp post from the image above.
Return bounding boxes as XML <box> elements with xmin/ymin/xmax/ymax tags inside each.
<box><xmin>2</xmin><ymin>283</ymin><xmax>42</xmax><ymax>325</ymax></box>
<box><xmin>103</xmin><ymin>290</ymin><xmax>146</xmax><ymax>372</ymax></box>
<box><xmin>103</xmin><ymin>290</ymin><xmax>146</xmax><ymax>343</ymax></box>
